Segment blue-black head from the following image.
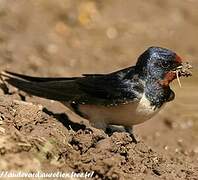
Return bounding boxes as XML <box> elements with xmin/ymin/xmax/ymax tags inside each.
<box><xmin>135</xmin><ymin>47</ymin><xmax>183</xmax><ymax>84</ymax></box>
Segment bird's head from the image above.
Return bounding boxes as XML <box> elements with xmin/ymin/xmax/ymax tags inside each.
<box><xmin>135</xmin><ymin>47</ymin><xmax>192</xmax><ymax>87</ymax></box>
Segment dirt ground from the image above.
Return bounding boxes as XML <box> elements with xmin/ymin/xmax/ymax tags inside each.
<box><xmin>0</xmin><ymin>0</ymin><xmax>198</xmax><ymax>179</ymax></box>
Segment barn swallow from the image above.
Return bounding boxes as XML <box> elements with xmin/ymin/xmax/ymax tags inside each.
<box><xmin>1</xmin><ymin>47</ymin><xmax>192</xmax><ymax>142</ymax></box>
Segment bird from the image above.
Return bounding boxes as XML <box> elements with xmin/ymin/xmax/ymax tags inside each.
<box><xmin>1</xmin><ymin>47</ymin><xmax>192</xmax><ymax>142</ymax></box>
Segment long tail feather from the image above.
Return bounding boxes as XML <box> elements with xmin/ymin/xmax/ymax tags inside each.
<box><xmin>3</xmin><ymin>71</ymin><xmax>77</xmax><ymax>82</ymax></box>
<box><xmin>1</xmin><ymin>71</ymin><xmax>81</xmax><ymax>101</ymax></box>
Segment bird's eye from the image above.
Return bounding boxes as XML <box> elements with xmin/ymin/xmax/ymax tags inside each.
<box><xmin>160</xmin><ymin>61</ymin><xmax>171</xmax><ymax>68</ymax></box>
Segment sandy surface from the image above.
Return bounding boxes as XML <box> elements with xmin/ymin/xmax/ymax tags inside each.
<box><xmin>0</xmin><ymin>0</ymin><xmax>198</xmax><ymax>179</ymax></box>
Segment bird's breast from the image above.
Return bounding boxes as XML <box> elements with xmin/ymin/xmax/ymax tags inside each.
<box><xmin>77</xmin><ymin>93</ymin><xmax>164</xmax><ymax>127</ymax></box>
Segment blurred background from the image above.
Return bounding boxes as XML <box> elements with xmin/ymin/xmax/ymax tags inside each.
<box><xmin>0</xmin><ymin>0</ymin><xmax>198</xmax><ymax>167</ymax></box>
<box><xmin>0</xmin><ymin>0</ymin><xmax>197</xmax><ymax>75</ymax></box>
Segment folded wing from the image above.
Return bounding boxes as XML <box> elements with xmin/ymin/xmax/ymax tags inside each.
<box><xmin>1</xmin><ymin>67</ymin><xmax>143</xmax><ymax>105</ymax></box>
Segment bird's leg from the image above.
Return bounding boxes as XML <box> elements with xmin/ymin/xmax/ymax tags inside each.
<box><xmin>105</xmin><ymin>125</ymin><xmax>126</xmax><ymax>135</ymax></box>
<box><xmin>124</xmin><ymin>126</ymin><xmax>138</xmax><ymax>144</ymax></box>
<box><xmin>0</xmin><ymin>75</ymin><xmax>9</xmax><ymax>94</ymax></box>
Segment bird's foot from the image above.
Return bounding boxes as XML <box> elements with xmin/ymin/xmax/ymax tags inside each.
<box><xmin>84</xmin><ymin>127</ymin><xmax>94</xmax><ymax>134</ymax></box>
<box><xmin>128</xmin><ymin>133</ymin><xmax>138</xmax><ymax>144</ymax></box>
<box><xmin>124</xmin><ymin>126</ymin><xmax>139</xmax><ymax>144</ymax></box>
<box><xmin>105</xmin><ymin>125</ymin><xmax>125</xmax><ymax>136</ymax></box>
<box><xmin>105</xmin><ymin>125</ymin><xmax>139</xmax><ymax>144</ymax></box>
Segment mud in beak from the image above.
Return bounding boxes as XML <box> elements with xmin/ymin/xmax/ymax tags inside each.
<box><xmin>173</xmin><ymin>62</ymin><xmax>192</xmax><ymax>87</ymax></box>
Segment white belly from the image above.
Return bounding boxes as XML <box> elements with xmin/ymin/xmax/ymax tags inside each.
<box><xmin>78</xmin><ymin>94</ymin><xmax>164</xmax><ymax>128</ymax></box>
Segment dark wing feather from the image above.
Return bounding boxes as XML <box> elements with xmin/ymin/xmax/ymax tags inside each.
<box><xmin>77</xmin><ymin>68</ymin><xmax>143</xmax><ymax>105</ymax></box>
<box><xmin>1</xmin><ymin>67</ymin><xmax>143</xmax><ymax>105</ymax></box>
<box><xmin>83</xmin><ymin>66</ymin><xmax>134</xmax><ymax>78</ymax></box>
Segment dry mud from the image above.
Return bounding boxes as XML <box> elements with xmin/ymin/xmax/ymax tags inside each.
<box><xmin>0</xmin><ymin>0</ymin><xmax>198</xmax><ymax>179</ymax></box>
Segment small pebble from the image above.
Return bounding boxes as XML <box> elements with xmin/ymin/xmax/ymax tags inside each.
<box><xmin>175</xmin><ymin>148</ymin><xmax>179</xmax><ymax>153</ymax></box>
<box><xmin>164</xmin><ymin>146</ymin><xmax>169</xmax><ymax>150</ymax></box>
<box><xmin>193</xmin><ymin>147</ymin><xmax>198</xmax><ymax>153</ymax></box>
<box><xmin>106</xmin><ymin>27</ymin><xmax>118</xmax><ymax>39</ymax></box>
<box><xmin>47</xmin><ymin>44</ymin><xmax>58</xmax><ymax>54</ymax></box>
<box><xmin>0</xmin><ymin>127</ymin><xmax>5</xmax><ymax>133</ymax></box>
